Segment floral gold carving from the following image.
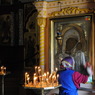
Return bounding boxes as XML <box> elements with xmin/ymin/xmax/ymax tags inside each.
<box><xmin>49</xmin><ymin>7</ymin><xmax>94</xmax><ymax>17</ymax></box>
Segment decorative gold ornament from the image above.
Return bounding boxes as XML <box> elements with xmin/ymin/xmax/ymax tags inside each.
<box><xmin>37</xmin><ymin>18</ymin><xmax>46</xmax><ymax>27</ymax></box>
<box><xmin>56</xmin><ymin>35</ymin><xmax>63</xmax><ymax>46</ymax></box>
<box><xmin>49</xmin><ymin>7</ymin><xmax>94</xmax><ymax>17</ymax></box>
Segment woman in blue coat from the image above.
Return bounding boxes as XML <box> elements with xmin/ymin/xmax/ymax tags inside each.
<box><xmin>58</xmin><ymin>56</ymin><xmax>93</xmax><ymax>95</ymax></box>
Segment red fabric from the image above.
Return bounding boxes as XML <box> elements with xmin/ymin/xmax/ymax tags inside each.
<box><xmin>72</xmin><ymin>72</ymin><xmax>88</xmax><ymax>88</ymax></box>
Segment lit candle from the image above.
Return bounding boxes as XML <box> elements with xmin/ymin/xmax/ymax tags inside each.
<box><xmin>33</xmin><ymin>73</ymin><xmax>37</xmax><ymax>86</ymax></box>
<box><xmin>35</xmin><ymin>66</ymin><xmax>37</xmax><ymax>74</ymax></box>
<box><xmin>4</xmin><ymin>67</ymin><xmax>6</xmax><ymax>74</ymax></box>
<box><xmin>49</xmin><ymin>74</ymin><xmax>52</xmax><ymax>83</ymax></box>
<box><xmin>1</xmin><ymin>66</ymin><xmax>4</xmax><ymax>74</ymax></box>
<box><xmin>25</xmin><ymin>72</ymin><xmax>28</xmax><ymax>85</ymax></box>
<box><xmin>57</xmin><ymin>74</ymin><xmax>59</xmax><ymax>80</ymax></box>
<box><xmin>47</xmin><ymin>72</ymin><xmax>49</xmax><ymax>78</ymax></box>
<box><xmin>38</xmin><ymin>66</ymin><xmax>41</xmax><ymax>71</ymax></box>
<box><xmin>38</xmin><ymin>69</ymin><xmax>41</xmax><ymax>76</ymax></box>
<box><xmin>27</xmin><ymin>77</ymin><xmax>30</xmax><ymax>84</ymax></box>
<box><xmin>38</xmin><ymin>75</ymin><xmax>42</xmax><ymax>87</ymax></box>
<box><xmin>56</xmin><ymin>74</ymin><xmax>59</xmax><ymax>85</ymax></box>
<box><xmin>33</xmin><ymin>76</ymin><xmax>37</xmax><ymax>86</ymax></box>
<box><xmin>52</xmin><ymin>75</ymin><xmax>55</xmax><ymax>86</ymax></box>
<box><xmin>55</xmin><ymin>68</ymin><xmax>58</xmax><ymax>72</ymax></box>
<box><xmin>44</xmin><ymin>73</ymin><xmax>46</xmax><ymax>79</ymax></box>
<box><xmin>46</xmin><ymin>79</ymin><xmax>49</xmax><ymax>86</ymax></box>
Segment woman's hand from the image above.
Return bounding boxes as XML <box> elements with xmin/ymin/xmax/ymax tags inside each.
<box><xmin>86</xmin><ymin>62</ymin><xmax>93</xmax><ymax>76</ymax></box>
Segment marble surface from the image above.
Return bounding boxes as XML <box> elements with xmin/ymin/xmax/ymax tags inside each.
<box><xmin>78</xmin><ymin>83</ymin><xmax>95</xmax><ymax>95</ymax></box>
<box><xmin>46</xmin><ymin>83</ymin><xmax>95</xmax><ymax>95</ymax></box>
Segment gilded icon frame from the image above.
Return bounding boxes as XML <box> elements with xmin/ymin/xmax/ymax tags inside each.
<box><xmin>50</xmin><ymin>14</ymin><xmax>95</xmax><ymax>80</ymax></box>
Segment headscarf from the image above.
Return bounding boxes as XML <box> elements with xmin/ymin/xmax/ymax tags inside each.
<box><xmin>60</xmin><ymin>56</ymin><xmax>75</xmax><ymax>70</ymax></box>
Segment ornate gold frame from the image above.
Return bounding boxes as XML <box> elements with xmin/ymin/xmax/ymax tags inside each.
<box><xmin>50</xmin><ymin>14</ymin><xmax>95</xmax><ymax>80</ymax></box>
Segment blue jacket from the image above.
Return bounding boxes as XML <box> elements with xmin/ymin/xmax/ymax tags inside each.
<box><xmin>58</xmin><ymin>70</ymin><xmax>78</xmax><ymax>95</ymax></box>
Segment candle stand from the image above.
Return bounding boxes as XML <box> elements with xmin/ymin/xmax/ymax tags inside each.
<box><xmin>0</xmin><ymin>66</ymin><xmax>10</xmax><ymax>95</ymax></box>
<box><xmin>23</xmin><ymin>66</ymin><xmax>61</xmax><ymax>95</ymax></box>
<box><xmin>24</xmin><ymin>84</ymin><xmax>62</xmax><ymax>95</ymax></box>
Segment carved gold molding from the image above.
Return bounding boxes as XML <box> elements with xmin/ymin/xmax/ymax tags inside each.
<box><xmin>48</xmin><ymin>7</ymin><xmax>95</xmax><ymax>17</ymax></box>
<box><xmin>37</xmin><ymin>18</ymin><xmax>46</xmax><ymax>27</ymax></box>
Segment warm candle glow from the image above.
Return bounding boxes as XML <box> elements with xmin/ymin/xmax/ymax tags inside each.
<box><xmin>57</xmin><ymin>74</ymin><xmax>59</xmax><ymax>79</ymax></box>
<box><xmin>47</xmin><ymin>72</ymin><xmax>49</xmax><ymax>78</ymax></box>
<box><xmin>38</xmin><ymin>69</ymin><xmax>41</xmax><ymax>76</ymax></box>
<box><xmin>27</xmin><ymin>77</ymin><xmax>30</xmax><ymax>84</ymax></box>
<box><xmin>0</xmin><ymin>66</ymin><xmax>7</xmax><ymax>74</ymax></box>
<box><xmin>55</xmin><ymin>68</ymin><xmax>58</xmax><ymax>72</ymax></box>
<box><xmin>25</xmin><ymin>72</ymin><xmax>28</xmax><ymax>85</ymax></box>
<box><xmin>24</xmin><ymin>66</ymin><xmax>60</xmax><ymax>88</ymax></box>
<box><xmin>33</xmin><ymin>76</ymin><xmax>37</xmax><ymax>86</ymax></box>
<box><xmin>35</xmin><ymin>66</ymin><xmax>37</xmax><ymax>74</ymax></box>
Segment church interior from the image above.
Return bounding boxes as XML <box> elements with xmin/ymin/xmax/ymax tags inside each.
<box><xmin>0</xmin><ymin>0</ymin><xmax>95</xmax><ymax>95</ymax></box>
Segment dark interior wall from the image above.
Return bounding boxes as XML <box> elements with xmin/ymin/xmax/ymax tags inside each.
<box><xmin>0</xmin><ymin>1</ymin><xmax>25</xmax><ymax>95</ymax></box>
<box><xmin>0</xmin><ymin>45</ymin><xmax>24</xmax><ymax>95</ymax></box>
<box><xmin>0</xmin><ymin>1</ymin><xmax>39</xmax><ymax>95</ymax></box>
<box><xmin>0</xmin><ymin>46</ymin><xmax>24</xmax><ymax>75</ymax></box>
<box><xmin>0</xmin><ymin>1</ymin><xmax>24</xmax><ymax>77</ymax></box>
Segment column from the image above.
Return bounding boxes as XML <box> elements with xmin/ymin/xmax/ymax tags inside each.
<box><xmin>38</xmin><ymin>18</ymin><xmax>46</xmax><ymax>73</ymax></box>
